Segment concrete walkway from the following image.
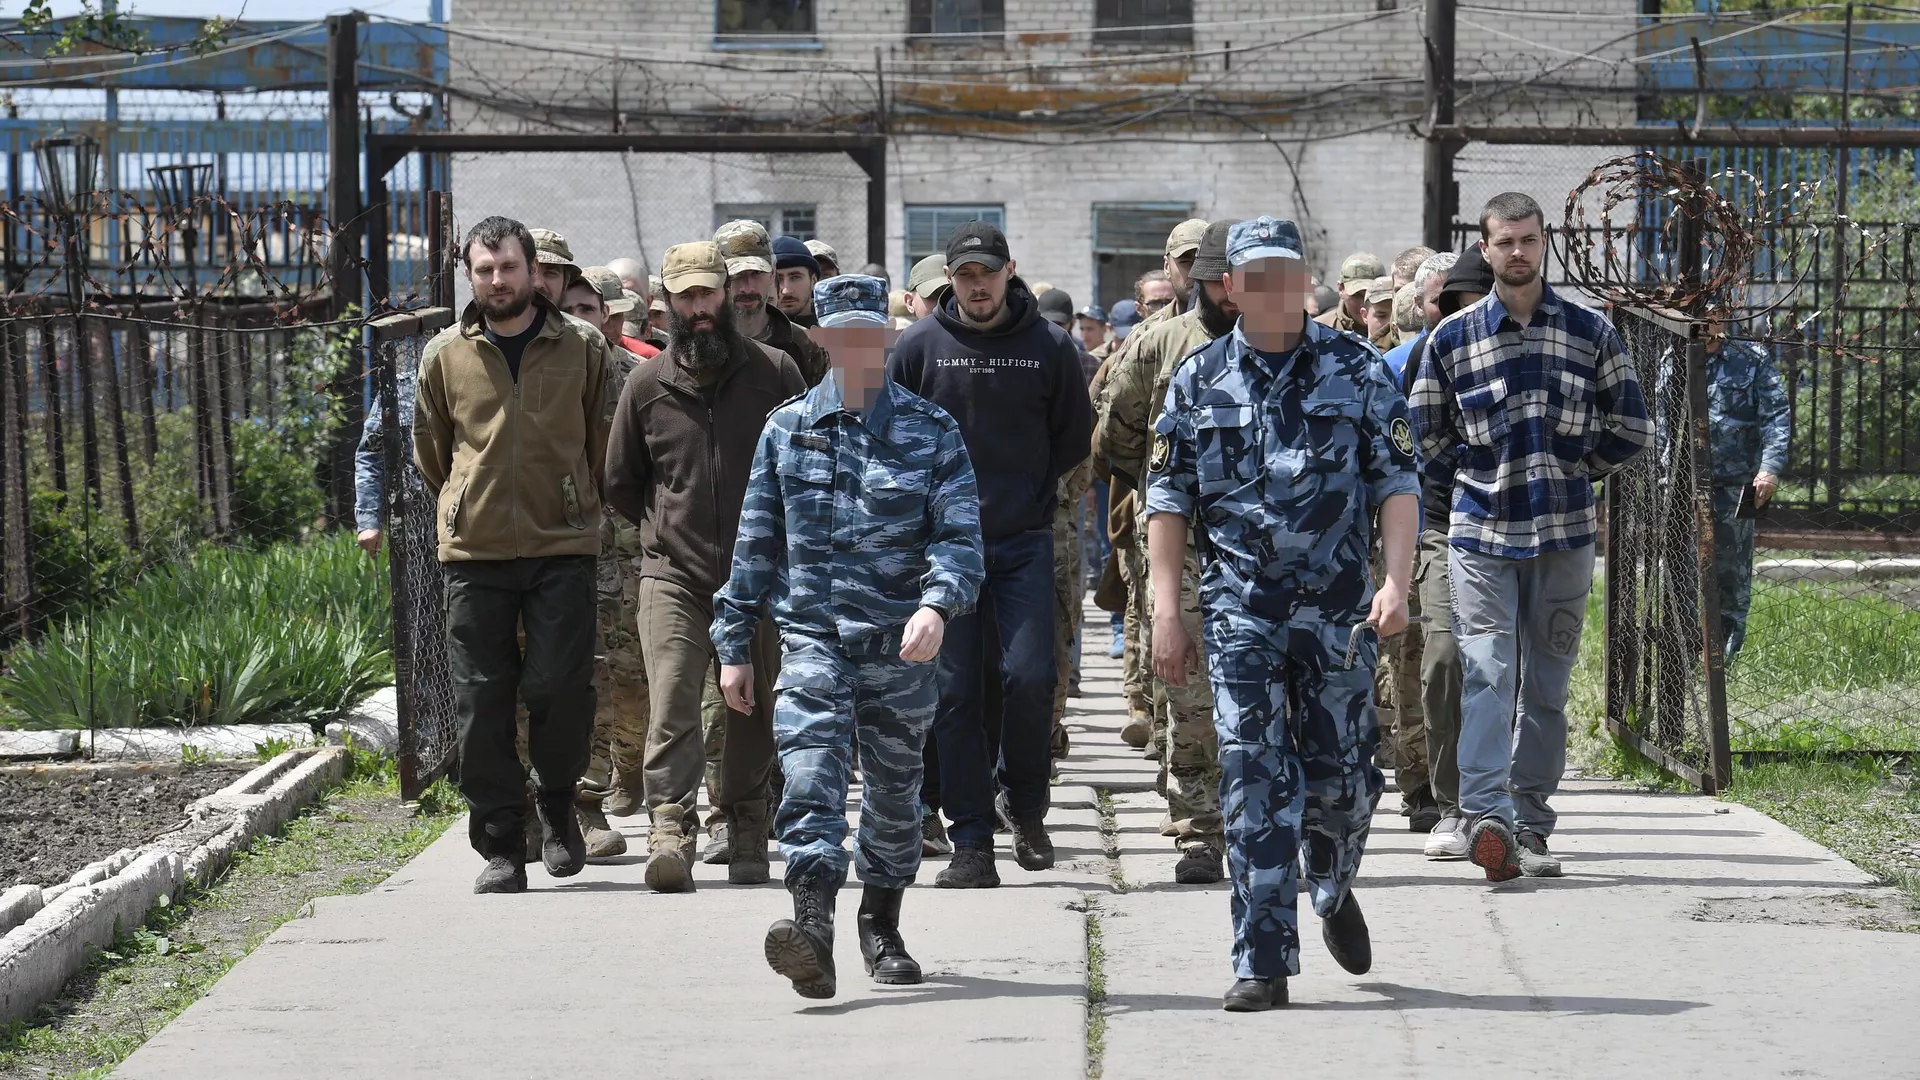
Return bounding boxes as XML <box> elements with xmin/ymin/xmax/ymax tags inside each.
<box><xmin>118</xmin><ymin>600</ymin><xmax>1920</xmax><ymax>1078</ymax></box>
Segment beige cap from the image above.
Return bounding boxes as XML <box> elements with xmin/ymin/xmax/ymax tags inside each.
<box><xmin>714</xmin><ymin>219</ymin><xmax>774</xmax><ymax>276</ymax></box>
<box><xmin>907</xmin><ymin>252</ymin><xmax>948</xmax><ymax>299</ymax></box>
<box><xmin>580</xmin><ymin>266</ymin><xmax>635</xmax><ymax>314</ymax></box>
<box><xmin>1165</xmin><ymin>218</ymin><xmax>1209</xmax><ymax>258</ymax></box>
<box><xmin>805</xmin><ymin>239</ymin><xmax>838</xmax><ymax>265</ymax></box>
<box><xmin>1364</xmin><ymin>276</ymin><xmax>1396</xmax><ymax>305</ymax></box>
<box><xmin>530</xmin><ymin>228</ymin><xmax>578</xmax><ymax>271</ymax></box>
<box><xmin>660</xmin><ymin>242</ymin><xmax>727</xmax><ymax>294</ymax></box>
<box><xmin>1339</xmin><ymin>251</ymin><xmax>1386</xmax><ymax>285</ymax></box>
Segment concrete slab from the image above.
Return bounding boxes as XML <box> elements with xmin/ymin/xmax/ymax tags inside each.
<box><xmin>0</xmin><ymin>730</ymin><xmax>79</xmax><ymax>760</ymax></box>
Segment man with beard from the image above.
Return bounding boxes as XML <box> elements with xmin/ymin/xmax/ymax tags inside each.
<box><xmin>412</xmin><ymin>216</ymin><xmax>615</xmax><ymax>893</ymax></box>
<box><xmin>717</xmin><ymin>220</ymin><xmax>831</xmax><ymax>386</ymax></box>
<box><xmin>605</xmin><ymin>240</ymin><xmax>806</xmax><ymax>892</ymax></box>
<box><xmin>886</xmin><ymin>221</ymin><xmax>1094</xmax><ymax>887</ymax></box>
<box><xmin>530</xmin><ymin>228</ymin><xmax>581</xmax><ymax>306</ymax></box>
<box><xmin>1097</xmin><ymin>218</ymin><xmax>1239</xmax><ymax>885</ymax></box>
<box><xmin>1413</xmin><ymin>193</ymin><xmax>1651</xmax><ymax>883</ymax></box>
<box><xmin>773</xmin><ymin>236</ymin><xmax>822</xmax><ymax>328</ymax></box>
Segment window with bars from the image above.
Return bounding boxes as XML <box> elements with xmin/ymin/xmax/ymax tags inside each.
<box><xmin>713</xmin><ymin>203</ymin><xmax>818</xmax><ymax>241</ymax></box>
<box><xmin>1094</xmin><ymin>0</ymin><xmax>1193</xmax><ymax>44</ymax></box>
<box><xmin>905</xmin><ymin>204</ymin><xmax>1005</xmax><ymax>269</ymax></box>
<box><xmin>716</xmin><ymin>0</ymin><xmax>816</xmax><ymax>42</ymax></box>
<box><xmin>1092</xmin><ymin>202</ymin><xmax>1194</xmax><ymax>312</ymax></box>
<box><xmin>909</xmin><ymin>0</ymin><xmax>1006</xmax><ymax>39</ymax></box>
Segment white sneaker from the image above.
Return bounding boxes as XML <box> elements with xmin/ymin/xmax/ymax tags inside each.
<box><xmin>1423</xmin><ymin>812</ymin><xmax>1469</xmax><ymax>859</ymax></box>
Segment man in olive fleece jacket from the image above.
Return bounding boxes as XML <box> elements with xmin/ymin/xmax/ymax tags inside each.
<box><xmin>412</xmin><ymin>216</ymin><xmax>616</xmax><ymax>894</ymax></box>
<box><xmin>604</xmin><ymin>240</ymin><xmax>806</xmax><ymax>892</ymax></box>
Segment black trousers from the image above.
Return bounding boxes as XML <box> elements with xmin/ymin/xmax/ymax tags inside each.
<box><xmin>443</xmin><ymin>555</ymin><xmax>597</xmax><ymax>855</ymax></box>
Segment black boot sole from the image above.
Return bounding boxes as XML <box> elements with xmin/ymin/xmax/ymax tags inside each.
<box><xmin>765</xmin><ymin>920</ymin><xmax>837</xmax><ymax>999</ymax></box>
<box><xmin>1322</xmin><ymin>897</ymin><xmax>1373</xmax><ymax>975</ymax></box>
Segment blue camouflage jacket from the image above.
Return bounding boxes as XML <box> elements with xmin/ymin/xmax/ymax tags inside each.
<box><xmin>1700</xmin><ymin>337</ymin><xmax>1791</xmax><ymax>484</ymax></box>
<box><xmin>353</xmin><ymin>361</ymin><xmax>418</xmax><ymax>532</ymax></box>
<box><xmin>712</xmin><ymin>373</ymin><xmax>986</xmax><ymax>664</ymax></box>
<box><xmin>1145</xmin><ymin>319</ymin><xmax>1421</xmax><ymax>626</ymax></box>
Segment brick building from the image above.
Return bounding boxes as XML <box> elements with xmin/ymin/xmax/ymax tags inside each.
<box><xmin>444</xmin><ymin>0</ymin><xmax>1637</xmax><ymax>308</ymax></box>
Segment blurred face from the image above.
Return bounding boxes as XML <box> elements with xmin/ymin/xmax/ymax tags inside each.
<box><xmin>947</xmin><ymin>260</ymin><xmax>1015</xmax><ymax>327</ymax></box>
<box><xmin>465</xmin><ymin>240</ymin><xmax>534</xmax><ymax>324</ymax></box>
<box><xmin>1076</xmin><ymin>317</ymin><xmax>1108</xmax><ymax>349</ymax></box>
<box><xmin>729</xmin><ymin>269</ymin><xmax>771</xmax><ymax>320</ymax></box>
<box><xmin>1139</xmin><ymin>279</ymin><xmax>1176</xmax><ymax>316</ymax></box>
<box><xmin>1165</xmin><ymin>249</ymin><xmax>1197</xmax><ymax>297</ymax></box>
<box><xmin>1422</xmin><ymin>273</ymin><xmax>1447</xmax><ymax>328</ymax></box>
<box><xmin>535</xmin><ymin>261</ymin><xmax>572</xmax><ymax>305</ymax></box>
<box><xmin>813</xmin><ymin>323</ymin><xmax>902</xmax><ymax>409</ymax></box>
<box><xmin>1225</xmin><ymin>258</ymin><xmax>1310</xmax><ymax>337</ymax></box>
<box><xmin>1365</xmin><ymin>298</ymin><xmax>1394</xmax><ymax>340</ymax></box>
<box><xmin>775</xmin><ymin>266</ymin><xmax>817</xmax><ymax>316</ymax></box>
<box><xmin>561</xmin><ymin>282</ymin><xmax>605</xmax><ymax>326</ymax></box>
<box><xmin>1482</xmin><ymin>214</ymin><xmax>1544</xmax><ymax>289</ymax></box>
<box><xmin>670</xmin><ymin>285</ymin><xmax>728</xmax><ymax>329</ymax></box>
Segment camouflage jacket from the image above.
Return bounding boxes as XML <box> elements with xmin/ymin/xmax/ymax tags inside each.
<box><xmin>1146</xmin><ymin>320</ymin><xmax>1420</xmax><ymax>625</ymax></box>
<box><xmin>353</xmin><ymin>359</ymin><xmax>418</xmax><ymax>533</ymax></box>
<box><xmin>711</xmin><ymin>375</ymin><xmax>986</xmax><ymax>664</ymax></box>
<box><xmin>1657</xmin><ymin>338</ymin><xmax>1790</xmax><ymax>485</ymax></box>
<box><xmin>1098</xmin><ymin>308</ymin><xmax>1219</xmax><ymax>487</ymax></box>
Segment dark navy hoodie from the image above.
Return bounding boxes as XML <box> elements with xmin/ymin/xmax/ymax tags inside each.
<box><xmin>887</xmin><ymin>279</ymin><xmax>1094</xmax><ymax>540</ymax></box>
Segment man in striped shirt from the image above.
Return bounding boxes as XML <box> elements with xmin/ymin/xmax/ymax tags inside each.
<box><xmin>1410</xmin><ymin>192</ymin><xmax>1653</xmax><ymax>883</ymax></box>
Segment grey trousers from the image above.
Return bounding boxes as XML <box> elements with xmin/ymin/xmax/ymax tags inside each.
<box><xmin>1449</xmin><ymin>543</ymin><xmax>1596</xmax><ymax>838</ymax></box>
<box><xmin>1416</xmin><ymin>530</ymin><xmax>1464</xmax><ymax>815</ymax></box>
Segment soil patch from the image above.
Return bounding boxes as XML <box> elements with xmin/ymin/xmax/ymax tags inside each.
<box><xmin>0</xmin><ymin>763</ymin><xmax>255</xmax><ymax>889</ymax></box>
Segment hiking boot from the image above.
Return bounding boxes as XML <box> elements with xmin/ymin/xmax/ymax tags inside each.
<box><xmin>645</xmin><ymin>803</ymin><xmax>695</xmax><ymax>893</ymax></box>
<box><xmin>1222</xmin><ymin>977</ymin><xmax>1287</xmax><ymax>1012</ymax></box>
<box><xmin>1515</xmin><ymin>829</ymin><xmax>1564</xmax><ymax>878</ymax></box>
<box><xmin>729</xmin><ymin>799</ymin><xmax>772</xmax><ymax>885</ymax></box>
<box><xmin>765</xmin><ymin>875</ymin><xmax>838</xmax><ymax>999</ymax></box>
<box><xmin>702</xmin><ymin>822</ymin><xmax>734</xmax><ymax>865</ymax></box>
<box><xmin>1468</xmin><ymin>816</ymin><xmax>1522</xmax><ymax>883</ymax></box>
<box><xmin>474</xmin><ymin>828</ymin><xmax>527</xmax><ymax>894</ymax></box>
<box><xmin>1406</xmin><ymin>787</ymin><xmax>1442</xmax><ymax>833</ymax></box>
<box><xmin>602</xmin><ymin>787</ymin><xmax>642</xmax><ymax>818</ymax></box>
<box><xmin>1173</xmin><ymin>842</ymin><xmax>1224</xmax><ymax>885</ymax></box>
<box><xmin>857</xmin><ymin>884</ymin><xmax>922</xmax><ymax>985</ymax></box>
<box><xmin>1009</xmin><ymin>811</ymin><xmax>1056</xmax><ymax>871</ymax></box>
<box><xmin>576</xmin><ymin>800</ymin><xmax>627</xmax><ymax>861</ymax></box>
<box><xmin>1120</xmin><ymin>714</ymin><xmax>1151</xmax><ymax>749</ymax></box>
<box><xmin>537</xmin><ymin>794</ymin><xmax>586</xmax><ymax>878</ymax></box>
<box><xmin>921</xmin><ymin>809</ymin><xmax>953</xmax><ymax>856</ymax></box>
<box><xmin>934</xmin><ymin>844</ymin><xmax>1000</xmax><ymax>889</ymax></box>
<box><xmin>1423</xmin><ymin>811</ymin><xmax>1469</xmax><ymax>859</ymax></box>
<box><xmin>1321</xmin><ymin>892</ymin><xmax>1372</xmax><ymax>974</ymax></box>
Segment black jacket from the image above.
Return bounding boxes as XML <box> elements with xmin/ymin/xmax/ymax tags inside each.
<box><xmin>887</xmin><ymin>280</ymin><xmax>1094</xmax><ymax>540</ymax></box>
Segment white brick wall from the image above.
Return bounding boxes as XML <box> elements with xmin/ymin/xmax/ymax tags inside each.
<box><xmin>443</xmin><ymin>0</ymin><xmax>1639</xmax><ymax>306</ymax></box>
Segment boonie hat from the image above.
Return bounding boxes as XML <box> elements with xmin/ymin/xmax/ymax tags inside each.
<box><xmin>1189</xmin><ymin>219</ymin><xmax>1235</xmax><ymax>282</ymax></box>
<box><xmin>714</xmin><ymin>219</ymin><xmax>774</xmax><ymax>276</ymax></box>
<box><xmin>660</xmin><ymin>242</ymin><xmax>727</xmax><ymax>294</ymax></box>
<box><xmin>945</xmin><ymin>221</ymin><xmax>1010</xmax><ymax>272</ymax></box>
<box><xmin>530</xmin><ymin>228</ymin><xmax>579</xmax><ymax>273</ymax></box>
<box><xmin>1227</xmin><ymin>217</ymin><xmax>1305</xmax><ymax>267</ymax></box>
<box><xmin>813</xmin><ymin>274</ymin><xmax>890</xmax><ymax>328</ymax></box>
<box><xmin>1165</xmin><ymin>218</ymin><xmax>1209</xmax><ymax>258</ymax></box>
<box><xmin>908</xmin><ymin>253</ymin><xmax>948</xmax><ymax>299</ymax></box>
<box><xmin>582</xmin><ymin>265</ymin><xmax>636</xmax><ymax>313</ymax></box>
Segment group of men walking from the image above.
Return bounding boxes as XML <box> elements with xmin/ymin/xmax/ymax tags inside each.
<box><xmin>370</xmin><ymin>188</ymin><xmax>1786</xmax><ymax>1011</ymax></box>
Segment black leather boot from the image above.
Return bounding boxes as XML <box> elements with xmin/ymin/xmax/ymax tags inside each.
<box><xmin>765</xmin><ymin>875</ymin><xmax>838</xmax><ymax>999</ymax></box>
<box><xmin>857</xmin><ymin>884</ymin><xmax>923</xmax><ymax>985</ymax></box>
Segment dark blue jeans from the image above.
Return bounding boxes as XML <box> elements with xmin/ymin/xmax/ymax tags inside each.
<box><xmin>933</xmin><ymin>526</ymin><xmax>1057</xmax><ymax>847</ymax></box>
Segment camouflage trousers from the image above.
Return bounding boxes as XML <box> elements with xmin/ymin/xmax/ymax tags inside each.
<box><xmin>580</xmin><ymin>576</ymin><xmax>650</xmax><ymax>804</ymax></box>
<box><xmin>1052</xmin><ymin>496</ymin><xmax>1084</xmax><ymax>727</ymax></box>
<box><xmin>1137</xmin><ymin>525</ymin><xmax>1222</xmax><ymax>847</ymax></box>
<box><xmin>1371</xmin><ymin>542</ymin><xmax>1429</xmax><ymax>798</ymax></box>
<box><xmin>773</xmin><ymin>636</ymin><xmax>938</xmax><ymax>890</ymax></box>
<box><xmin>1713</xmin><ymin>483</ymin><xmax>1758</xmax><ymax>660</ymax></box>
<box><xmin>1203</xmin><ymin>607</ymin><xmax>1383</xmax><ymax>980</ymax></box>
<box><xmin>1119</xmin><ymin>541</ymin><xmax>1153</xmax><ymax>724</ymax></box>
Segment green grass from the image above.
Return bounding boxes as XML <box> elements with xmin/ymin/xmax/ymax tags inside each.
<box><xmin>1727</xmin><ymin>577</ymin><xmax>1920</xmax><ymax>752</ymax></box>
<box><xmin>1725</xmin><ymin>757</ymin><xmax>1920</xmax><ymax>919</ymax></box>
<box><xmin>0</xmin><ymin>750</ymin><xmax>460</xmax><ymax>1080</ymax></box>
<box><xmin>1082</xmin><ymin>898</ymin><xmax>1108</xmax><ymax>1080</ymax></box>
<box><xmin>0</xmin><ymin>533</ymin><xmax>392</xmax><ymax>731</ymax></box>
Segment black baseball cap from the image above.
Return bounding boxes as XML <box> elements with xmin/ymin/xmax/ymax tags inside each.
<box><xmin>1036</xmin><ymin>288</ymin><xmax>1075</xmax><ymax>327</ymax></box>
<box><xmin>945</xmin><ymin>220</ymin><xmax>1010</xmax><ymax>272</ymax></box>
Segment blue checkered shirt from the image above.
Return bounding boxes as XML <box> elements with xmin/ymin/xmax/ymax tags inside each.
<box><xmin>1410</xmin><ymin>284</ymin><xmax>1652</xmax><ymax>558</ymax></box>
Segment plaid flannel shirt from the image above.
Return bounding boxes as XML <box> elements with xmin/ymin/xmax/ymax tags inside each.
<box><xmin>1410</xmin><ymin>284</ymin><xmax>1652</xmax><ymax>559</ymax></box>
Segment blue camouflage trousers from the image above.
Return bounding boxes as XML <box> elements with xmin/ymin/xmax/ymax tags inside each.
<box><xmin>1203</xmin><ymin>607</ymin><xmax>1384</xmax><ymax>980</ymax></box>
<box><xmin>1712</xmin><ymin>483</ymin><xmax>1758</xmax><ymax>660</ymax></box>
<box><xmin>774</xmin><ymin>634</ymin><xmax>938</xmax><ymax>890</ymax></box>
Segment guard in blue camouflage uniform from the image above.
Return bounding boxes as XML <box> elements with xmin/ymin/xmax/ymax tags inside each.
<box><xmin>1145</xmin><ymin>218</ymin><xmax>1420</xmax><ymax>1012</ymax></box>
<box><xmin>1697</xmin><ymin>326</ymin><xmax>1789</xmax><ymax>660</ymax></box>
<box><xmin>713</xmin><ymin>275</ymin><xmax>985</xmax><ymax>1000</ymax></box>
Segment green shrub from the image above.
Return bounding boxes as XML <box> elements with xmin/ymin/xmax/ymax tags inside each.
<box><xmin>28</xmin><ymin>487</ymin><xmax>139</xmax><ymax>624</ymax></box>
<box><xmin>0</xmin><ymin>533</ymin><xmax>392</xmax><ymax>730</ymax></box>
<box><xmin>229</xmin><ymin>419</ymin><xmax>325</xmax><ymax>548</ymax></box>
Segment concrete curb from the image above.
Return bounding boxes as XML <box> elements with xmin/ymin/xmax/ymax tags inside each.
<box><xmin>325</xmin><ymin>686</ymin><xmax>398</xmax><ymax>754</ymax></box>
<box><xmin>0</xmin><ymin>746</ymin><xmax>349</xmax><ymax>1024</ymax></box>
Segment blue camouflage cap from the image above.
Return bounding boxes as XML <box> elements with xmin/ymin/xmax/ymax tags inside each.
<box><xmin>1227</xmin><ymin>216</ymin><xmax>1305</xmax><ymax>266</ymax></box>
<box><xmin>813</xmin><ymin>274</ymin><xmax>890</xmax><ymax>327</ymax></box>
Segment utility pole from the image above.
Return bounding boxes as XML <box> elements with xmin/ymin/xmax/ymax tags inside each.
<box><xmin>1422</xmin><ymin>0</ymin><xmax>1458</xmax><ymax>253</ymax></box>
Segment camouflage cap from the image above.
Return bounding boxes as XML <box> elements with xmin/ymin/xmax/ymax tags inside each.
<box><xmin>529</xmin><ymin>228</ymin><xmax>578</xmax><ymax>271</ymax></box>
<box><xmin>907</xmin><ymin>252</ymin><xmax>948</xmax><ymax>299</ymax></box>
<box><xmin>582</xmin><ymin>265</ymin><xmax>636</xmax><ymax>314</ymax></box>
<box><xmin>813</xmin><ymin>274</ymin><xmax>890</xmax><ymax>328</ymax></box>
<box><xmin>1165</xmin><ymin>218</ymin><xmax>1209</xmax><ymax>258</ymax></box>
<box><xmin>1226</xmin><ymin>216</ymin><xmax>1305</xmax><ymax>266</ymax></box>
<box><xmin>660</xmin><ymin>241</ymin><xmax>727</xmax><ymax>294</ymax></box>
<box><xmin>621</xmin><ymin>287</ymin><xmax>645</xmax><ymax>313</ymax></box>
<box><xmin>1339</xmin><ymin>251</ymin><xmax>1385</xmax><ymax>286</ymax></box>
<box><xmin>804</xmin><ymin>239</ymin><xmax>839</xmax><ymax>266</ymax></box>
<box><xmin>648</xmin><ymin>275</ymin><xmax>667</xmax><ymax>312</ymax></box>
<box><xmin>714</xmin><ymin>219</ymin><xmax>774</xmax><ymax>276</ymax></box>
<box><xmin>1365</xmin><ymin>275</ymin><xmax>1396</xmax><ymax>305</ymax></box>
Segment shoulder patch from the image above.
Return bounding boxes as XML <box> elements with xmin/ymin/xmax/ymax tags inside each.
<box><xmin>1390</xmin><ymin>415</ymin><xmax>1415</xmax><ymax>456</ymax></box>
<box><xmin>1149</xmin><ymin>433</ymin><xmax>1171</xmax><ymax>474</ymax></box>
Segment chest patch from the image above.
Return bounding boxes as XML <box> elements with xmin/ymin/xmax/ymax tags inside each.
<box><xmin>789</xmin><ymin>431</ymin><xmax>831</xmax><ymax>452</ymax></box>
